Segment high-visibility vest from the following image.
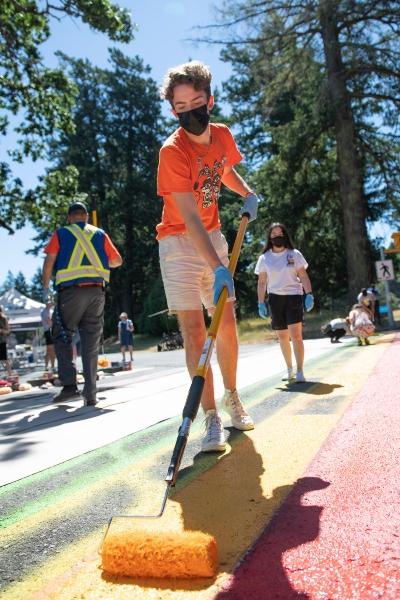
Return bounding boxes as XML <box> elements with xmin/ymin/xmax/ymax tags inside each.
<box><xmin>55</xmin><ymin>223</ymin><xmax>110</xmax><ymax>287</ymax></box>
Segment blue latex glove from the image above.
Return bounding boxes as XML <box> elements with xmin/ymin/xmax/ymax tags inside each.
<box><xmin>213</xmin><ymin>266</ymin><xmax>235</xmax><ymax>305</ymax></box>
<box><xmin>304</xmin><ymin>293</ymin><xmax>314</xmax><ymax>312</ymax></box>
<box><xmin>240</xmin><ymin>193</ymin><xmax>259</xmax><ymax>222</ymax></box>
<box><xmin>42</xmin><ymin>288</ymin><xmax>50</xmax><ymax>303</ymax></box>
<box><xmin>258</xmin><ymin>301</ymin><xmax>268</xmax><ymax>319</ymax></box>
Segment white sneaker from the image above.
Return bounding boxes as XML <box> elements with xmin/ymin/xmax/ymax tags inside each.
<box><xmin>282</xmin><ymin>367</ymin><xmax>295</xmax><ymax>381</ymax></box>
<box><xmin>222</xmin><ymin>389</ymin><xmax>255</xmax><ymax>431</ymax></box>
<box><xmin>201</xmin><ymin>410</ymin><xmax>226</xmax><ymax>452</ymax></box>
<box><xmin>296</xmin><ymin>370</ymin><xmax>306</xmax><ymax>383</ymax></box>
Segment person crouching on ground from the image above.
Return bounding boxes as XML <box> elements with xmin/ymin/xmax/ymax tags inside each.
<box><xmin>255</xmin><ymin>223</ymin><xmax>314</xmax><ymax>383</ymax></box>
<box><xmin>118</xmin><ymin>312</ymin><xmax>134</xmax><ymax>362</ymax></box>
<box><xmin>321</xmin><ymin>317</ymin><xmax>349</xmax><ymax>343</ymax></box>
<box><xmin>157</xmin><ymin>60</ymin><xmax>261</xmax><ymax>452</ymax></box>
<box><xmin>347</xmin><ymin>304</ymin><xmax>375</xmax><ymax>346</ymax></box>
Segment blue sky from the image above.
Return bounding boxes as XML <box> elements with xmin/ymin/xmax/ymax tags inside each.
<box><xmin>0</xmin><ymin>0</ymin><xmax>394</xmax><ymax>283</ymax></box>
<box><xmin>1</xmin><ymin>0</ymin><xmax>231</xmax><ymax>282</ymax></box>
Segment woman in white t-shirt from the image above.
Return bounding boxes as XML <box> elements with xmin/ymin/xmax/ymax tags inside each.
<box><xmin>255</xmin><ymin>223</ymin><xmax>314</xmax><ymax>383</ymax></box>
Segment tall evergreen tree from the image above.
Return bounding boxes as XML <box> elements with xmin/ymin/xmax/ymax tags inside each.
<box><xmin>26</xmin><ymin>50</ymin><xmax>165</xmax><ymax>334</ymax></box>
<box><xmin>0</xmin><ymin>270</ymin><xmax>15</xmax><ymax>294</ymax></box>
<box><xmin>14</xmin><ymin>271</ymin><xmax>29</xmax><ymax>296</ymax></box>
<box><xmin>0</xmin><ymin>0</ymin><xmax>135</xmax><ymax>232</ymax></box>
<box><xmin>29</xmin><ymin>267</ymin><xmax>44</xmax><ymax>302</ymax></box>
<box><xmin>202</xmin><ymin>0</ymin><xmax>400</xmax><ymax>300</ymax></box>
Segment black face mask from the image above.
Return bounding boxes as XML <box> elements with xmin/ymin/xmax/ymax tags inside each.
<box><xmin>177</xmin><ymin>104</ymin><xmax>210</xmax><ymax>136</ymax></box>
<box><xmin>271</xmin><ymin>236</ymin><xmax>286</xmax><ymax>248</ymax></box>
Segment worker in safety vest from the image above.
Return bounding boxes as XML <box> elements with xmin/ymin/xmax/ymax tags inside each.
<box><xmin>42</xmin><ymin>201</ymin><xmax>122</xmax><ymax>405</ymax></box>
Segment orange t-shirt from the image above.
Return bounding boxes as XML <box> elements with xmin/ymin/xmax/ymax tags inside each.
<box><xmin>156</xmin><ymin>123</ymin><xmax>243</xmax><ymax>240</ymax></box>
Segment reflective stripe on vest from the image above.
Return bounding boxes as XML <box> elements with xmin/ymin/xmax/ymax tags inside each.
<box><xmin>55</xmin><ymin>224</ymin><xmax>110</xmax><ymax>286</ymax></box>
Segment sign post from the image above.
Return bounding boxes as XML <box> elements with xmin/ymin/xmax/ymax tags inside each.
<box><xmin>379</xmin><ymin>248</ymin><xmax>395</xmax><ymax>327</ymax></box>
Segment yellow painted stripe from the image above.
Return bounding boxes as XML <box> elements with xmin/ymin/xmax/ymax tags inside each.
<box><xmin>2</xmin><ymin>336</ymin><xmax>391</xmax><ymax>599</ymax></box>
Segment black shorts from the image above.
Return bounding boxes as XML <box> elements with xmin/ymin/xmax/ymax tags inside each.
<box><xmin>0</xmin><ymin>342</ymin><xmax>8</xmax><ymax>361</ymax></box>
<box><xmin>268</xmin><ymin>293</ymin><xmax>304</xmax><ymax>330</ymax></box>
<box><xmin>44</xmin><ymin>330</ymin><xmax>54</xmax><ymax>345</ymax></box>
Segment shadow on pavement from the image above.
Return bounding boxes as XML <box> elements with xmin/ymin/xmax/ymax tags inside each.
<box><xmin>276</xmin><ymin>382</ymin><xmax>344</xmax><ymax>395</ymax></box>
<box><xmin>1</xmin><ymin>403</ymin><xmax>113</xmax><ymax>449</ymax></box>
<box><xmin>98</xmin><ymin>432</ymin><xmax>330</xmax><ymax>595</ymax></box>
<box><xmin>214</xmin><ymin>474</ymin><xmax>331</xmax><ymax>600</ymax></box>
<box><xmin>117</xmin><ymin>431</ymin><xmax>327</xmax><ymax>594</ymax></box>
<box><xmin>0</xmin><ymin>394</ymin><xmax>53</xmax><ymax>423</ymax></box>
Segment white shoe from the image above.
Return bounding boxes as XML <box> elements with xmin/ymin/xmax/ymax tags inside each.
<box><xmin>296</xmin><ymin>370</ymin><xmax>306</xmax><ymax>383</ymax></box>
<box><xmin>282</xmin><ymin>367</ymin><xmax>295</xmax><ymax>381</ymax></box>
<box><xmin>222</xmin><ymin>389</ymin><xmax>255</xmax><ymax>431</ymax></box>
<box><xmin>201</xmin><ymin>410</ymin><xmax>226</xmax><ymax>452</ymax></box>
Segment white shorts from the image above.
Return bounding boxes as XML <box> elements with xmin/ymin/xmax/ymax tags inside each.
<box><xmin>159</xmin><ymin>229</ymin><xmax>230</xmax><ymax>312</ymax></box>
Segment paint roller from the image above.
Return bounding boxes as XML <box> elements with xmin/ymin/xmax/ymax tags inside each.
<box><xmin>100</xmin><ymin>214</ymin><xmax>250</xmax><ymax>579</ymax></box>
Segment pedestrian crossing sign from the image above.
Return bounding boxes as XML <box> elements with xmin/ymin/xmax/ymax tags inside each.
<box><xmin>375</xmin><ymin>259</ymin><xmax>395</xmax><ymax>281</ymax></box>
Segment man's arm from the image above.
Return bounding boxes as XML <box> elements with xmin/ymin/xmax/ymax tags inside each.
<box><xmin>257</xmin><ymin>272</ymin><xmax>268</xmax><ymax>302</ymax></box>
<box><xmin>221</xmin><ymin>165</ymin><xmax>253</xmax><ymax>197</ymax></box>
<box><xmin>42</xmin><ymin>254</ymin><xmax>57</xmax><ymax>289</ymax></box>
<box><xmin>109</xmin><ymin>255</ymin><xmax>123</xmax><ymax>268</ymax></box>
<box><xmin>297</xmin><ymin>268</ymin><xmax>313</xmax><ymax>294</ymax></box>
<box><xmin>172</xmin><ymin>192</ymin><xmax>224</xmax><ymax>269</ymax></box>
<box><xmin>104</xmin><ymin>233</ymin><xmax>123</xmax><ymax>267</ymax></box>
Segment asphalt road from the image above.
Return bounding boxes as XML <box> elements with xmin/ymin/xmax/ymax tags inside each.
<box><xmin>1</xmin><ymin>333</ymin><xmax>399</xmax><ymax>599</ymax></box>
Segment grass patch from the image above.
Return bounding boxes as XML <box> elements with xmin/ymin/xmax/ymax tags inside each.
<box><xmin>104</xmin><ymin>334</ymin><xmax>160</xmax><ymax>354</ymax></box>
<box><xmin>104</xmin><ymin>307</ymin><xmax>399</xmax><ymax>354</ymax></box>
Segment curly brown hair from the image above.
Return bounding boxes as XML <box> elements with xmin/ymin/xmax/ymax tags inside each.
<box><xmin>160</xmin><ymin>61</ymin><xmax>212</xmax><ymax>106</ymax></box>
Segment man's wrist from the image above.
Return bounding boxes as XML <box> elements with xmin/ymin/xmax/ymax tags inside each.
<box><xmin>214</xmin><ymin>264</ymin><xmax>227</xmax><ymax>273</ymax></box>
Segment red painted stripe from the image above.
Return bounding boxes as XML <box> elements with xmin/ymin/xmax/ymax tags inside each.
<box><xmin>217</xmin><ymin>335</ymin><xmax>400</xmax><ymax>600</ymax></box>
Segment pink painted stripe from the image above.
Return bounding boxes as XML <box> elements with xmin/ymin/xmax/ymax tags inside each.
<box><xmin>217</xmin><ymin>335</ymin><xmax>400</xmax><ymax>600</ymax></box>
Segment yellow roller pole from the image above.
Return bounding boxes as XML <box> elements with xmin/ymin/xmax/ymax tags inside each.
<box><xmin>101</xmin><ymin>215</ymin><xmax>250</xmax><ymax>579</ymax></box>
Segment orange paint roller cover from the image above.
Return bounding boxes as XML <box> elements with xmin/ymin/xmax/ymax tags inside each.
<box><xmin>101</xmin><ymin>529</ymin><xmax>218</xmax><ymax>578</ymax></box>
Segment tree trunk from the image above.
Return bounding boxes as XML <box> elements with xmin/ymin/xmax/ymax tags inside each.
<box><xmin>319</xmin><ymin>0</ymin><xmax>371</xmax><ymax>302</ymax></box>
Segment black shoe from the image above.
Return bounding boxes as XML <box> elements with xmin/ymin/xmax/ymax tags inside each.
<box><xmin>84</xmin><ymin>395</ymin><xmax>97</xmax><ymax>406</ymax></box>
<box><xmin>53</xmin><ymin>385</ymin><xmax>81</xmax><ymax>402</ymax></box>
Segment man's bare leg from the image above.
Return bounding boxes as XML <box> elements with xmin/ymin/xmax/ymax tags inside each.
<box><xmin>276</xmin><ymin>329</ymin><xmax>293</xmax><ymax>369</ymax></box>
<box><xmin>177</xmin><ymin>309</ymin><xmax>216</xmax><ymax>411</ymax></box>
<box><xmin>288</xmin><ymin>322</ymin><xmax>304</xmax><ymax>371</ymax></box>
<box><xmin>214</xmin><ymin>302</ymin><xmax>238</xmax><ymax>391</ymax></box>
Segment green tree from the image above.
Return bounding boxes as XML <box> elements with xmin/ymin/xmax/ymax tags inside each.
<box><xmin>201</xmin><ymin>0</ymin><xmax>400</xmax><ymax>300</ymax></box>
<box><xmin>0</xmin><ymin>0</ymin><xmax>135</xmax><ymax>231</ymax></box>
<box><xmin>14</xmin><ymin>270</ymin><xmax>29</xmax><ymax>295</ymax></box>
<box><xmin>27</xmin><ymin>50</ymin><xmax>165</xmax><ymax>334</ymax></box>
<box><xmin>217</xmin><ymin>39</ymin><xmax>347</xmax><ymax>305</ymax></box>
<box><xmin>29</xmin><ymin>267</ymin><xmax>44</xmax><ymax>301</ymax></box>
<box><xmin>0</xmin><ymin>270</ymin><xmax>15</xmax><ymax>294</ymax></box>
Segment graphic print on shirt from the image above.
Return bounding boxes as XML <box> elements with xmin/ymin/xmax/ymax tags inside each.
<box><xmin>286</xmin><ymin>252</ymin><xmax>295</xmax><ymax>267</ymax></box>
<box><xmin>194</xmin><ymin>158</ymin><xmax>224</xmax><ymax>208</ymax></box>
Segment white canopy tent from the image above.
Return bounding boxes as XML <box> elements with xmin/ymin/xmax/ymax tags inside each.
<box><xmin>0</xmin><ymin>288</ymin><xmax>45</xmax><ymax>331</ymax></box>
<box><xmin>0</xmin><ymin>288</ymin><xmax>46</xmax><ymax>366</ymax></box>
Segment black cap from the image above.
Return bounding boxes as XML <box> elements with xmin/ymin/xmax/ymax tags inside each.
<box><xmin>68</xmin><ymin>201</ymin><xmax>88</xmax><ymax>215</ymax></box>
